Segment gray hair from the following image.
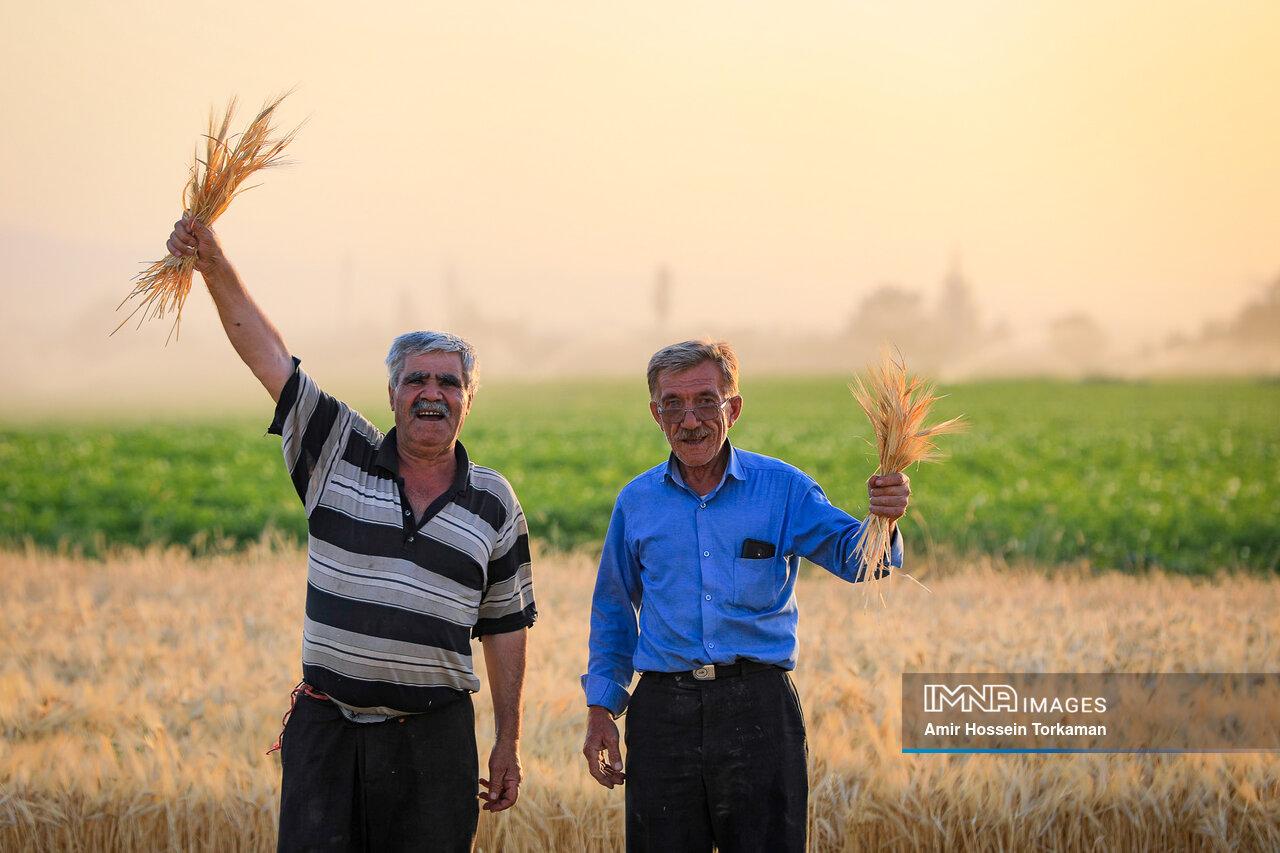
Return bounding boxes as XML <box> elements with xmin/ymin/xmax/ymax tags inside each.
<box><xmin>386</xmin><ymin>331</ymin><xmax>479</xmax><ymax>394</ymax></box>
<box><xmin>646</xmin><ymin>338</ymin><xmax>739</xmax><ymax>400</ymax></box>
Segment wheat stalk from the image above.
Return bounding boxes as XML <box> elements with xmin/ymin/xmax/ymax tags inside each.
<box><xmin>848</xmin><ymin>347</ymin><xmax>967</xmax><ymax>606</ymax></box>
<box><xmin>116</xmin><ymin>91</ymin><xmax>301</xmax><ymax>341</ymax></box>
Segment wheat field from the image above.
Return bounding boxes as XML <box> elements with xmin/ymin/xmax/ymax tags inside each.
<box><xmin>2</xmin><ymin>544</ymin><xmax>1278</xmax><ymax>852</ymax></box>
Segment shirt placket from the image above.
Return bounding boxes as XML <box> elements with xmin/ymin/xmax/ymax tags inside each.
<box><xmin>694</xmin><ymin>492</ymin><xmax>729</xmax><ymax>661</ymax></box>
<box><xmin>397</xmin><ymin>479</ymin><xmax>418</xmax><ymax>543</ymax></box>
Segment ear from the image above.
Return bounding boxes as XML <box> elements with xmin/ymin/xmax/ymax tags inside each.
<box><xmin>388</xmin><ymin>382</ymin><xmax>395</xmax><ymax>411</ymax></box>
<box><xmin>725</xmin><ymin>395</ymin><xmax>743</xmax><ymax>429</ymax></box>
<box><xmin>649</xmin><ymin>400</ymin><xmax>662</xmax><ymax>426</ymax></box>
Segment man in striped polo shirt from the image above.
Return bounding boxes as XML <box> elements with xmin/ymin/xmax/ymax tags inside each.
<box><xmin>166</xmin><ymin>217</ymin><xmax>536</xmax><ymax>852</ymax></box>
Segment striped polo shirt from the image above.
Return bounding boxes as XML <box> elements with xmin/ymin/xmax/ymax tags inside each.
<box><xmin>268</xmin><ymin>361</ymin><xmax>537</xmax><ymax>716</ymax></box>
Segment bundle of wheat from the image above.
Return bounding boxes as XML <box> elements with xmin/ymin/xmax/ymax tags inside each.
<box><xmin>117</xmin><ymin>91</ymin><xmax>300</xmax><ymax>340</ymax></box>
<box><xmin>848</xmin><ymin>348</ymin><xmax>966</xmax><ymax>605</ymax></box>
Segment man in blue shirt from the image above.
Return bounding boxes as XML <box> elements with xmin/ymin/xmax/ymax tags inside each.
<box><xmin>581</xmin><ymin>339</ymin><xmax>911</xmax><ymax>853</ymax></box>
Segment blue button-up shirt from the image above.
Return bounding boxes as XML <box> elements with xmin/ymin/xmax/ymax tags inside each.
<box><xmin>581</xmin><ymin>443</ymin><xmax>903</xmax><ymax>716</ymax></box>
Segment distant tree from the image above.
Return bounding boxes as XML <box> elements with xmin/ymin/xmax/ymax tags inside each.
<box><xmin>653</xmin><ymin>264</ymin><xmax>671</xmax><ymax>328</ymax></box>
<box><xmin>842</xmin><ymin>257</ymin><xmax>1007</xmax><ymax>372</ymax></box>
<box><xmin>1226</xmin><ymin>276</ymin><xmax>1280</xmax><ymax>344</ymax></box>
<box><xmin>1049</xmin><ymin>313</ymin><xmax>1108</xmax><ymax>368</ymax></box>
<box><xmin>934</xmin><ymin>255</ymin><xmax>981</xmax><ymax>357</ymax></box>
<box><xmin>845</xmin><ymin>284</ymin><xmax>931</xmax><ymax>355</ymax></box>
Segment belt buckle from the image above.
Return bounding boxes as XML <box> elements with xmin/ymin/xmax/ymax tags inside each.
<box><xmin>692</xmin><ymin>665</ymin><xmax>716</xmax><ymax>681</ymax></box>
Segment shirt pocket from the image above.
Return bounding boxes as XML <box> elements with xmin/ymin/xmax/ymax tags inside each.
<box><xmin>732</xmin><ymin>555</ymin><xmax>784</xmax><ymax>611</ymax></box>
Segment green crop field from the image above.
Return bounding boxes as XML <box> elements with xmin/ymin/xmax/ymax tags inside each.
<box><xmin>1</xmin><ymin>378</ymin><xmax>1277</xmax><ymax>573</ymax></box>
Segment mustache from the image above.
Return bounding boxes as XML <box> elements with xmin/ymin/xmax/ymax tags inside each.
<box><xmin>411</xmin><ymin>400</ymin><xmax>451</xmax><ymax>417</ymax></box>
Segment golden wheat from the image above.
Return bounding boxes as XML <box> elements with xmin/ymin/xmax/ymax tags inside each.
<box><xmin>116</xmin><ymin>92</ymin><xmax>300</xmax><ymax>341</ymax></box>
<box><xmin>848</xmin><ymin>348</ymin><xmax>966</xmax><ymax>607</ymax></box>
<box><xmin>2</xmin><ymin>546</ymin><xmax>1278</xmax><ymax>851</ymax></box>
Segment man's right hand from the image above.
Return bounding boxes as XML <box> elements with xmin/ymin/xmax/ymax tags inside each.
<box><xmin>162</xmin><ymin>215</ymin><xmax>293</xmax><ymax>403</ymax></box>
<box><xmin>166</xmin><ymin>216</ymin><xmax>225</xmax><ymax>278</ymax></box>
<box><xmin>582</xmin><ymin>705</ymin><xmax>626</xmax><ymax>789</ymax></box>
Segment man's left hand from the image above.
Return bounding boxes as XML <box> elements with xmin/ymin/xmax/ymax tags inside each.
<box><xmin>867</xmin><ymin>472</ymin><xmax>911</xmax><ymax>520</ymax></box>
<box><xmin>479</xmin><ymin>741</ymin><xmax>522</xmax><ymax>812</ymax></box>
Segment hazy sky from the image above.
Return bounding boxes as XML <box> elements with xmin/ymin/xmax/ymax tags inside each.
<box><xmin>2</xmin><ymin>1</ymin><xmax>1279</xmax><ymax>403</ymax></box>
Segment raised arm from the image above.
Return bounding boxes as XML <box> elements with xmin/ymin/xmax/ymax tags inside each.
<box><xmin>167</xmin><ymin>217</ymin><xmax>295</xmax><ymax>402</ymax></box>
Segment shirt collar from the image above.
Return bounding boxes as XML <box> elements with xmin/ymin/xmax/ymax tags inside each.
<box><xmin>376</xmin><ymin>429</ymin><xmax>471</xmax><ymax>495</ymax></box>
<box><xmin>662</xmin><ymin>440</ymin><xmax>745</xmax><ymax>496</ymax></box>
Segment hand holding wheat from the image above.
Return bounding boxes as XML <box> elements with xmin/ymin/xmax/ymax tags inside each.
<box><xmin>866</xmin><ymin>471</ymin><xmax>912</xmax><ymax>522</ymax></box>
<box><xmin>166</xmin><ymin>216</ymin><xmax>227</xmax><ymax>276</ymax></box>
<box><xmin>117</xmin><ymin>91</ymin><xmax>300</xmax><ymax>341</ymax></box>
<box><xmin>849</xmin><ymin>349</ymin><xmax>966</xmax><ymax>606</ymax></box>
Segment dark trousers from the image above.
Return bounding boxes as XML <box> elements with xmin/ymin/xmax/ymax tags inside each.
<box><xmin>624</xmin><ymin>667</ymin><xmax>808</xmax><ymax>853</ymax></box>
<box><xmin>277</xmin><ymin>692</ymin><xmax>478</xmax><ymax>853</ymax></box>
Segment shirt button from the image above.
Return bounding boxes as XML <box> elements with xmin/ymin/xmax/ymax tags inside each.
<box><xmin>700</xmin><ymin>503</ymin><xmax>706</xmax><ymax>509</ymax></box>
<box><xmin>708</xmin><ymin>642</ymin><xmax>715</xmax><ymax>649</ymax></box>
<box><xmin>408</xmin><ymin>535</ymin><xmax>415</xmax><ymax>542</ymax></box>
<box><xmin>703</xmin><ymin>551</ymin><xmax>710</xmax><ymax>557</ymax></box>
<box><xmin>705</xmin><ymin>594</ymin><xmax>712</xmax><ymax>601</ymax></box>
<box><xmin>404</xmin><ymin>510</ymin><xmax>411</xmax><ymax>516</ymax></box>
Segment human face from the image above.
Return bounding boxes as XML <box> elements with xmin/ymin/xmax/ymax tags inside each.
<box><xmin>388</xmin><ymin>351</ymin><xmax>472</xmax><ymax>457</ymax></box>
<box><xmin>650</xmin><ymin>361</ymin><xmax>742</xmax><ymax>482</ymax></box>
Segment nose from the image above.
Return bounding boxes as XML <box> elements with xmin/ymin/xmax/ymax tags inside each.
<box><xmin>680</xmin><ymin>408</ymin><xmax>700</xmax><ymax>428</ymax></box>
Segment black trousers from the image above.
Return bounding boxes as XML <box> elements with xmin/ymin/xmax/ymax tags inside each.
<box><xmin>624</xmin><ymin>667</ymin><xmax>809</xmax><ymax>853</ymax></box>
<box><xmin>277</xmin><ymin>692</ymin><xmax>478</xmax><ymax>853</ymax></box>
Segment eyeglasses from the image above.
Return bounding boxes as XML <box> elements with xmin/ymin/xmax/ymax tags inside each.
<box><xmin>655</xmin><ymin>398</ymin><xmax>734</xmax><ymax>424</ymax></box>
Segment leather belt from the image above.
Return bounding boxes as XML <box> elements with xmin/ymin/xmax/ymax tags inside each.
<box><xmin>644</xmin><ymin>661</ymin><xmax>780</xmax><ymax>682</ymax></box>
